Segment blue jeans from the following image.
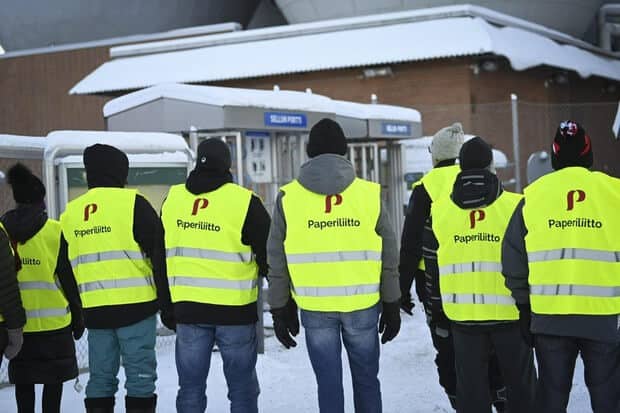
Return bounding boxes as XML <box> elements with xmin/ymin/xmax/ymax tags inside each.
<box><xmin>86</xmin><ymin>315</ymin><xmax>157</xmax><ymax>398</ymax></box>
<box><xmin>301</xmin><ymin>304</ymin><xmax>381</xmax><ymax>413</ymax></box>
<box><xmin>535</xmin><ymin>334</ymin><xmax>620</xmax><ymax>413</ymax></box>
<box><xmin>175</xmin><ymin>323</ymin><xmax>259</xmax><ymax>413</ymax></box>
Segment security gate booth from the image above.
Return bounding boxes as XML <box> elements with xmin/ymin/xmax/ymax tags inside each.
<box><xmin>332</xmin><ymin>100</ymin><xmax>422</xmax><ymax>241</ymax></box>
<box><xmin>104</xmin><ymin>83</ymin><xmax>335</xmax><ymax>213</ymax></box>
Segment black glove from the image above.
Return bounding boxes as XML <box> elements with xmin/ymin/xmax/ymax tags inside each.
<box><xmin>4</xmin><ymin>328</ymin><xmax>23</xmax><ymax>359</ymax></box>
<box><xmin>517</xmin><ymin>304</ymin><xmax>533</xmax><ymax>347</ymax></box>
<box><xmin>379</xmin><ymin>301</ymin><xmax>401</xmax><ymax>344</ymax></box>
<box><xmin>161</xmin><ymin>308</ymin><xmax>177</xmax><ymax>332</ymax></box>
<box><xmin>399</xmin><ymin>272</ymin><xmax>415</xmax><ymax>316</ymax></box>
<box><xmin>430</xmin><ymin>308</ymin><xmax>451</xmax><ymax>338</ymax></box>
<box><xmin>270</xmin><ymin>298</ymin><xmax>299</xmax><ymax>349</ymax></box>
<box><xmin>71</xmin><ymin>311</ymin><xmax>85</xmax><ymax>340</ymax></box>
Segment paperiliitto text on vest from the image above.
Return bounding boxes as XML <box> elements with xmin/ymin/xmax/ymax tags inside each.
<box><xmin>307</xmin><ymin>218</ymin><xmax>361</xmax><ymax>230</ymax></box>
<box><xmin>74</xmin><ymin>226</ymin><xmax>112</xmax><ymax>238</ymax></box>
<box><xmin>176</xmin><ymin>219</ymin><xmax>221</xmax><ymax>232</ymax></box>
<box><xmin>548</xmin><ymin>217</ymin><xmax>603</xmax><ymax>229</ymax></box>
<box><xmin>453</xmin><ymin>232</ymin><xmax>500</xmax><ymax>244</ymax></box>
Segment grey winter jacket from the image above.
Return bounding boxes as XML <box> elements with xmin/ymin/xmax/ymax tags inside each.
<box><xmin>267</xmin><ymin>154</ymin><xmax>400</xmax><ymax>310</ymax></box>
<box><xmin>502</xmin><ymin>199</ymin><xmax>620</xmax><ymax>344</ymax></box>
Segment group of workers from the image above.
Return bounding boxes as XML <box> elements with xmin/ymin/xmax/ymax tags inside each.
<box><xmin>0</xmin><ymin>116</ymin><xmax>617</xmax><ymax>413</ymax></box>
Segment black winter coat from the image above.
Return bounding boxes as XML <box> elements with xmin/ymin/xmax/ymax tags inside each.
<box><xmin>1</xmin><ymin>204</ymin><xmax>78</xmax><ymax>384</ymax></box>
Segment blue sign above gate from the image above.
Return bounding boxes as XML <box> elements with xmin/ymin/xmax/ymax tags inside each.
<box><xmin>264</xmin><ymin>112</ymin><xmax>307</xmax><ymax>128</ymax></box>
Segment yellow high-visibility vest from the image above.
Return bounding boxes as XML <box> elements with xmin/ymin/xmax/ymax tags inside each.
<box><xmin>433</xmin><ymin>191</ymin><xmax>522</xmax><ymax>321</ymax></box>
<box><xmin>281</xmin><ymin>178</ymin><xmax>382</xmax><ymax>312</ymax></box>
<box><xmin>523</xmin><ymin>167</ymin><xmax>620</xmax><ymax>315</ymax></box>
<box><xmin>60</xmin><ymin>188</ymin><xmax>156</xmax><ymax>309</ymax></box>
<box><xmin>18</xmin><ymin>219</ymin><xmax>71</xmax><ymax>332</ymax></box>
<box><xmin>419</xmin><ymin>165</ymin><xmax>460</xmax><ymax>202</ymax></box>
<box><xmin>161</xmin><ymin>183</ymin><xmax>258</xmax><ymax>306</ymax></box>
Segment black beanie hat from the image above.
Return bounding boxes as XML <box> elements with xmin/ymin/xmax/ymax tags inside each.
<box><xmin>551</xmin><ymin>120</ymin><xmax>593</xmax><ymax>170</ymax></box>
<box><xmin>307</xmin><ymin>118</ymin><xmax>347</xmax><ymax>158</ymax></box>
<box><xmin>196</xmin><ymin>138</ymin><xmax>232</xmax><ymax>172</ymax></box>
<box><xmin>83</xmin><ymin>144</ymin><xmax>129</xmax><ymax>187</ymax></box>
<box><xmin>7</xmin><ymin>163</ymin><xmax>45</xmax><ymax>204</ymax></box>
<box><xmin>459</xmin><ymin>136</ymin><xmax>493</xmax><ymax>170</ymax></box>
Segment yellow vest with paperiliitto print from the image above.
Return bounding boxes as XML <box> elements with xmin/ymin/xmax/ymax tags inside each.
<box><xmin>161</xmin><ymin>183</ymin><xmax>257</xmax><ymax>306</ymax></box>
<box><xmin>523</xmin><ymin>167</ymin><xmax>620</xmax><ymax>315</ymax></box>
<box><xmin>17</xmin><ymin>219</ymin><xmax>71</xmax><ymax>332</ymax></box>
<box><xmin>281</xmin><ymin>178</ymin><xmax>382</xmax><ymax>312</ymax></box>
<box><xmin>60</xmin><ymin>188</ymin><xmax>156</xmax><ymax>309</ymax></box>
<box><xmin>433</xmin><ymin>191</ymin><xmax>522</xmax><ymax>321</ymax></box>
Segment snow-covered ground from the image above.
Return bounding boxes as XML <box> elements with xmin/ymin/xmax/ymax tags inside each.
<box><xmin>0</xmin><ymin>307</ymin><xmax>590</xmax><ymax>412</ymax></box>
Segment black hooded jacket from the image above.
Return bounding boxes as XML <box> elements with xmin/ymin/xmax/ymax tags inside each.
<box><xmin>56</xmin><ymin>165</ymin><xmax>172</xmax><ymax>329</ymax></box>
<box><xmin>0</xmin><ymin>226</ymin><xmax>25</xmax><ymax>331</ymax></box>
<box><xmin>172</xmin><ymin>168</ymin><xmax>271</xmax><ymax>325</ymax></box>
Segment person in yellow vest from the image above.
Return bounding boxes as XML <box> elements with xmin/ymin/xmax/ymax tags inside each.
<box><xmin>0</xmin><ymin>214</ymin><xmax>26</xmax><ymax>371</ymax></box>
<box><xmin>399</xmin><ymin>123</ymin><xmax>508</xmax><ymax>411</ymax></box>
<box><xmin>161</xmin><ymin>138</ymin><xmax>270</xmax><ymax>413</ymax></box>
<box><xmin>502</xmin><ymin>121</ymin><xmax>619</xmax><ymax>413</ymax></box>
<box><xmin>267</xmin><ymin>118</ymin><xmax>401</xmax><ymax>413</ymax></box>
<box><xmin>1</xmin><ymin>163</ymin><xmax>82</xmax><ymax>413</ymax></box>
<box><xmin>58</xmin><ymin>144</ymin><xmax>173</xmax><ymax>413</ymax></box>
<box><xmin>430</xmin><ymin>137</ymin><xmax>536</xmax><ymax>413</ymax></box>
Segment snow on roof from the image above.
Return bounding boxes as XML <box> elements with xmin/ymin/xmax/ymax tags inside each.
<box><xmin>332</xmin><ymin>100</ymin><xmax>421</xmax><ymax>122</ymax></box>
<box><xmin>71</xmin><ymin>9</ymin><xmax>620</xmax><ymax>95</ymax></box>
<box><xmin>103</xmin><ymin>83</ymin><xmax>335</xmax><ymax>117</ymax></box>
<box><xmin>58</xmin><ymin>151</ymin><xmax>191</xmax><ymax>165</ymax></box>
<box><xmin>0</xmin><ymin>134</ymin><xmax>46</xmax><ymax>159</ymax></box>
<box><xmin>45</xmin><ymin>130</ymin><xmax>190</xmax><ymax>156</ymax></box>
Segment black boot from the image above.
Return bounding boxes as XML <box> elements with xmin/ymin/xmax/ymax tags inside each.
<box><xmin>85</xmin><ymin>397</ymin><xmax>115</xmax><ymax>413</ymax></box>
<box><xmin>126</xmin><ymin>394</ymin><xmax>157</xmax><ymax>413</ymax></box>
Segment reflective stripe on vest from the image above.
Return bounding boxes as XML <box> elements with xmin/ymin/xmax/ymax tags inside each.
<box><xmin>60</xmin><ymin>188</ymin><xmax>156</xmax><ymax>309</ymax></box>
<box><xmin>281</xmin><ymin>178</ymin><xmax>382</xmax><ymax>312</ymax></box>
<box><xmin>161</xmin><ymin>184</ymin><xmax>258</xmax><ymax>306</ymax></box>
<box><xmin>433</xmin><ymin>191</ymin><xmax>522</xmax><ymax>321</ymax></box>
<box><xmin>16</xmin><ymin>219</ymin><xmax>72</xmax><ymax>332</ymax></box>
<box><xmin>166</xmin><ymin>247</ymin><xmax>252</xmax><ymax>263</ymax></box>
<box><xmin>523</xmin><ymin>168</ymin><xmax>620</xmax><ymax>315</ymax></box>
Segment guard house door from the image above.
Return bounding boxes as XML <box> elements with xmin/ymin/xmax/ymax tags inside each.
<box><xmin>196</xmin><ymin>131</ymin><xmax>244</xmax><ymax>186</ymax></box>
<box><xmin>274</xmin><ymin>132</ymin><xmax>307</xmax><ymax>187</ymax></box>
<box><xmin>348</xmin><ymin>143</ymin><xmax>379</xmax><ymax>182</ymax></box>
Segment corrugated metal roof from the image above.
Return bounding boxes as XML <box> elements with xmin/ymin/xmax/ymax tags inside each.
<box><xmin>71</xmin><ymin>14</ymin><xmax>620</xmax><ymax>95</ymax></box>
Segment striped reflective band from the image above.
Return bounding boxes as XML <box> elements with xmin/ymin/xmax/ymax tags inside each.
<box><xmin>531</xmin><ymin>284</ymin><xmax>620</xmax><ymax>298</ymax></box>
<box><xmin>19</xmin><ymin>281</ymin><xmax>59</xmax><ymax>291</ymax></box>
<box><xmin>71</xmin><ymin>250</ymin><xmax>145</xmax><ymax>267</ymax></box>
<box><xmin>442</xmin><ymin>294</ymin><xmax>515</xmax><ymax>305</ymax></box>
<box><xmin>166</xmin><ymin>247</ymin><xmax>252</xmax><ymax>263</ymax></box>
<box><xmin>26</xmin><ymin>307</ymin><xmax>69</xmax><ymax>319</ymax></box>
<box><xmin>286</xmin><ymin>251</ymin><xmax>381</xmax><ymax>264</ymax></box>
<box><xmin>528</xmin><ymin>248</ymin><xmax>620</xmax><ymax>263</ymax></box>
<box><xmin>170</xmin><ymin>276</ymin><xmax>257</xmax><ymax>290</ymax></box>
<box><xmin>294</xmin><ymin>284</ymin><xmax>379</xmax><ymax>297</ymax></box>
<box><xmin>439</xmin><ymin>262</ymin><xmax>503</xmax><ymax>275</ymax></box>
<box><xmin>78</xmin><ymin>276</ymin><xmax>154</xmax><ymax>293</ymax></box>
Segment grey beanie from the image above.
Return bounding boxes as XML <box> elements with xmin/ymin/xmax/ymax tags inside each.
<box><xmin>430</xmin><ymin>122</ymin><xmax>465</xmax><ymax>166</ymax></box>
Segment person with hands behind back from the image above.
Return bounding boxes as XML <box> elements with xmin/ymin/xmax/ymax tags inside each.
<box><xmin>268</xmin><ymin>118</ymin><xmax>400</xmax><ymax>413</ymax></box>
<box><xmin>1</xmin><ymin>163</ymin><xmax>81</xmax><ymax>413</ymax></box>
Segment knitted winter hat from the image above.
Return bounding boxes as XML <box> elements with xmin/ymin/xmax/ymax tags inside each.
<box><xmin>196</xmin><ymin>138</ymin><xmax>232</xmax><ymax>172</ymax></box>
<box><xmin>307</xmin><ymin>118</ymin><xmax>348</xmax><ymax>158</ymax></box>
<box><xmin>83</xmin><ymin>143</ymin><xmax>129</xmax><ymax>187</ymax></box>
<box><xmin>431</xmin><ymin>122</ymin><xmax>465</xmax><ymax>166</ymax></box>
<box><xmin>7</xmin><ymin>163</ymin><xmax>45</xmax><ymax>204</ymax></box>
<box><xmin>551</xmin><ymin>120</ymin><xmax>593</xmax><ymax>170</ymax></box>
<box><xmin>459</xmin><ymin>137</ymin><xmax>494</xmax><ymax>171</ymax></box>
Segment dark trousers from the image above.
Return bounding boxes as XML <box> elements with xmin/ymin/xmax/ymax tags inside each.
<box><xmin>452</xmin><ymin>324</ymin><xmax>536</xmax><ymax>413</ymax></box>
<box><xmin>535</xmin><ymin>334</ymin><xmax>620</xmax><ymax>413</ymax></box>
<box><xmin>15</xmin><ymin>383</ymin><xmax>63</xmax><ymax>413</ymax></box>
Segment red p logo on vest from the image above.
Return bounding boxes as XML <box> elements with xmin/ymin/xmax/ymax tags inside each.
<box><xmin>566</xmin><ymin>190</ymin><xmax>586</xmax><ymax>211</ymax></box>
<box><xmin>84</xmin><ymin>204</ymin><xmax>97</xmax><ymax>221</ymax></box>
<box><xmin>469</xmin><ymin>210</ymin><xmax>485</xmax><ymax>229</ymax></box>
<box><xmin>324</xmin><ymin>194</ymin><xmax>343</xmax><ymax>213</ymax></box>
<box><xmin>192</xmin><ymin>198</ymin><xmax>209</xmax><ymax>216</ymax></box>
